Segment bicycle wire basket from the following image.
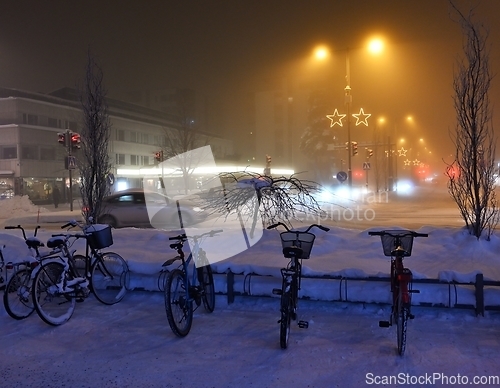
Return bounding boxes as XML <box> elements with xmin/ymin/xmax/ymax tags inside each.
<box><xmin>84</xmin><ymin>224</ymin><xmax>113</xmax><ymax>250</ymax></box>
<box><xmin>279</xmin><ymin>231</ymin><xmax>316</xmax><ymax>259</ymax></box>
<box><xmin>379</xmin><ymin>230</ymin><xmax>414</xmax><ymax>257</ymax></box>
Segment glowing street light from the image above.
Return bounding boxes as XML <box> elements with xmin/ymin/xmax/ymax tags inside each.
<box><xmin>320</xmin><ymin>37</ymin><xmax>385</xmax><ymax>187</ymax></box>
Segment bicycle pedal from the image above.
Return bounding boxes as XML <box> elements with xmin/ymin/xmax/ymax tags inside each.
<box><xmin>272</xmin><ymin>288</ymin><xmax>282</xmax><ymax>295</ymax></box>
<box><xmin>298</xmin><ymin>320</ymin><xmax>308</xmax><ymax>329</ymax></box>
<box><xmin>379</xmin><ymin>320</ymin><xmax>391</xmax><ymax>328</ymax></box>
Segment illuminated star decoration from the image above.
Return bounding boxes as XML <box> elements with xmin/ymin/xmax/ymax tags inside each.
<box><xmin>352</xmin><ymin>108</ymin><xmax>371</xmax><ymax>126</ymax></box>
<box><xmin>398</xmin><ymin>147</ymin><xmax>407</xmax><ymax>157</ymax></box>
<box><xmin>404</xmin><ymin>159</ymin><xmax>411</xmax><ymax>166</ymax></box>
<box><xmin>326</xmin><ymin>109</ymin><xmax>346</xmax><ymax>127</ymax></box>
<box><xmin>413</xmin><ymin>159</ymin><xmax>421</xmax><ymax>166</ymax></box>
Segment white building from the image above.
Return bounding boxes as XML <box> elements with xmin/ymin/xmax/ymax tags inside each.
<box><xmin>0</xmin><ymin>87</ymin><xmax>234</xmax><ymax>203</ymax></box>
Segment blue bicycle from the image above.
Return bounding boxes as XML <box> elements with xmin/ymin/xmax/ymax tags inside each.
<box><xmin>163</xmin><ymin>230</ymin><xmax>222</xmax><ymax>337</ymax></box>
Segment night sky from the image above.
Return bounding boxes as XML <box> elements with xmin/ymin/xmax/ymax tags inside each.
<box><xmin>1</xmin><ymin>0</ymin><xmax>500</xmax><ymax>161</ymax></box>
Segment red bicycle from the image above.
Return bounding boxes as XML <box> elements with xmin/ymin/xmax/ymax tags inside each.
<box><xmin>369</xmin><ymin>229</ymin><xmax>428</xmax><ymax>355</ymax></box>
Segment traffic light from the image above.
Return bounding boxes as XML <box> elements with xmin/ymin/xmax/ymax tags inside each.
<box><xmin>366</xmin><ymin>148</ymin><xmax>373</xmax><ymax>159</ymax></box>
<box><xmin>71</xmin><ymin>132</ymin><xmax>81</xmax><ymax>149</ymax></box>
<box><xmin>154</xmin><ymin>151</ymin><xmax>163</xmax><ymax>162</ymax></box>
<box><xmin>351</xmin><ymin>141</ymin><xmax>358</xmax><ymax>156</ymax></box>
<box><xmin>57</xmin><ymin>132</ymin><xmax>67</xmax><ymax>147</ymax></box>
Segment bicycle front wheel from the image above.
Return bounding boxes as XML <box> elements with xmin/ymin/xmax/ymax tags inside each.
<box><xmin>32</xmin><ymin>261</ymin><xmax>76</xmax><ymax>326</ymax></box>
<box><xmin>396</xmin><ymin>293</ymin><xmax>408</xmax><ymax>356</ymax></box>
<box><xmin>3</xmin><ymin>267</ymin><xmax>35</xmax><ymax>320</ymax></box>
<box><xmin>164</xmin><ymin>268</ymin><xmax>193</xmax><ymax>337</ymax></box>
<box><xmin>90</xmin><ymin>252</ymin><xmax>129</xmax><ymax>305</ymax></box>
<box><xmin>197</xmin><ymin>264</ymin><xmax>215</xmax><ymax>313</ymax></box>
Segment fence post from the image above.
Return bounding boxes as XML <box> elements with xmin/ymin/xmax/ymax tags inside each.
<box><xmin>227</xmin><ymin>270</ymin><xmax>234</xmax><ymax>304</ymax></box>
<box><xmin>475</xmin><ymin>273</ymin><xmax>484</xmax><ymax>316</ymax></box>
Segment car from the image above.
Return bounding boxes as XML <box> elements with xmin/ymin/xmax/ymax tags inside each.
<box><xmin>97</xmin><ymin>188</ymin><xmax>207</xmax><ymax>229</ymax></box>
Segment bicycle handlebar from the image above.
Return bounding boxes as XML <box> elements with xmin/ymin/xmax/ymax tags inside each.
<box><xmin>5</xmin><ymin>225</ymin><xmax>40</xmax><ymax>239</ymax></box>
<box><xmin>267</xmin><ymin>222</ymin><xmax>330</xmax><ymax>233</ymax></box>
<box><xmin>168</xmin><ymin>229</ymin><xmax>223</xmax><ymax>242</ymax></box>
<box><xmin>368</xmin><ymin>230</ymin><xmax>428</xmax><ymax>238</ymax></box>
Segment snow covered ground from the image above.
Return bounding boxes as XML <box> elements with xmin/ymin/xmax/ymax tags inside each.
<box><xmin>1</xmin><ymin>196</ymin><xmax>500</xmax><ymax>387</ymax></box>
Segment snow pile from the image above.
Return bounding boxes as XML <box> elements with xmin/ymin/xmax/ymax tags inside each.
<box><xmin>0</xmin><ymin>196</ymin><xmax>49</xmax><ymax>220</ymax></box>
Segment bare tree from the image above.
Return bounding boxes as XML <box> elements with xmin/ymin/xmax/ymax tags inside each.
<box><xmin>78</xmin><ymin>52</ymin><xmax>112</xmax><ymax>223</ymax></box>
<box><xmin>445</xmin><ymin>2</ymin><xmax>498</xmax><ymax>239</ymax></box>
<box><xmin>203</xmin><ymin>171</ymin><xmax>325</xmax><ymax>236</ymax></box>
<box><xmin>160</xmin><ymin>94</ymin><xmax>209</xmax><ymax>194</ymax></box>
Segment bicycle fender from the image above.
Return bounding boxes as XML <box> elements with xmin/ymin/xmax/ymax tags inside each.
<box><xmin>162</xmin><ymin>256</ymin><xmax>182</xmax><ymax>267</ymax></box>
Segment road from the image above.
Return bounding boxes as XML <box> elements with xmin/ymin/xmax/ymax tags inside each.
<box><xmin>320</xmin><ymin>185</ymin><xmax>464</xmax><ymax>230</ymax></box>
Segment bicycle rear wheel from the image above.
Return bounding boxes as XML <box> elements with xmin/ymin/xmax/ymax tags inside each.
<box><xmin>3</xmin><ymin>267</ymin><xmax>35</xmax><ymax>320</ymax></box>
<box><xmin>197</xmin><ymin>264</ymin><xmax>215</xmax><ymax>313</ymax></box>
<box><xmin>164</xmin><ymin>268</ymin><xmax>193</xmax><ymax>337</ymax></box>
<box><xmin>32</xmin><ymin>261</ymin><xmax>76</xmax><ymax>326</ymax></box>
<box><xmin>396</xmin><ymin>292</ymin><xmax>408</xmax><ymax>356</ymax></box>
<box><xmin>90</xmin><ymin>252</ymin><xmax>128</xmax><ymax>305</ymax></box>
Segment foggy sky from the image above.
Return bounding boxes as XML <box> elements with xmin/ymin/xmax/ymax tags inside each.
<box><xmin>1</xmin><ymin>0</ymin><xmax>500</xmax><ymax>161</ymax></box>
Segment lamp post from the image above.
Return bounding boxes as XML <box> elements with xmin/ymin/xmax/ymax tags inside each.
<box><xmin>319</xmin><ymin>38</ymin><xmax>384</xmax><ymax>189</ymax></box>
<box><xmin>344</xmin><ymin>49</ymin><xmax>353</xmax><ymax>188</ymax></box>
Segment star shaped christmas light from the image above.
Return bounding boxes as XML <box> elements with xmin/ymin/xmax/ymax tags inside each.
<box><xmin>413</xmin><ymin>159</ymin><xmax>420</xmax><ymax>166</ymax></box>
<box><xmin>404</xmin><ymin>159</ymin><xmax>411</xmax><ymax>166</ymax></box>
<box><xmin>352</xmin><ymin>108</ymin><xmax>371</xmax><ymax>126</ymax></box>
<box><xmin>398</xmin><ymin>147</ymin><xmax>407</xmax><ymax>157</ymax></box>
<box><xmin>326</xmin><ymin>109</ymin><xmax>346</xmax><ymax>127</ymax></box>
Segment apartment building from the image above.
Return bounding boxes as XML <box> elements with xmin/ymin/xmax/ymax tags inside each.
<box><xmin>0</xmin><ymin>87</ymin><xmax>234</xmax><ymax>203</ymax></box>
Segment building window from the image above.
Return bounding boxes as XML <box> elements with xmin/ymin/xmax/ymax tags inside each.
<box><xmin>129</xmin><ymin>131</ymin><xmax>137</xmax><ymax>143</ymax></box>
<box><xmin>141</xmin><ymin>133</ymin><xmax>149</xmax><ymax>144</ymax></box>
<box><xmin>47</xmin><ymin>117</ymin><xmax>59</xmax><ymax>128</ymax></box>
<box><xmin>28</xmin><ymin>114</ymin><xmax>38</xmax><ymax>125</ymax></box>
<box><xmin>1</xmin><ymin>146</ymin><xmax>17</xmax><ymax>159</ymax></box>
<box><xmin>64</xmin><ymin>120</ymin><xmax>78</xmax><ymax>131</ymax></box>
<box><xmin>130</xmin><ymin>155</ymin><xmax>138</xmax><ymax>165</ymax></box>
<box><xmin>117</xmin><ymin>129</ymin><xmax>125</xmax><ymax>141</ymax></box>
<box><xmin>40</xmin><ymin>148</ymin><xmax>56</xmax><ymax>160</ymax></box>
<box><xmin>22</xmin><ymin>146</ymin><xmax>38</xmax><ymax>160</ymax></box>
<box><xmin>116</xmin><ymin>154</ymin><xmax>125</xmax><ymax>165</ymax></box>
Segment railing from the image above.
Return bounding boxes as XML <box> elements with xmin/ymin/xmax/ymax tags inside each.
<box><xmin>219</xmin><ymin>271</ymin><xmax>500</xmax><ymax>316</ymax></box>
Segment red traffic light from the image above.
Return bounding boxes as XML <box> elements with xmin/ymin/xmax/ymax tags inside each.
<box><xmin>57</xmin><ymin>132</ymin><xmax>67</xmax><ymax>146</ymax></box>
<box><xmin>71</xmin><ymin>133</ymin><xmax>81</xmax><ymax>149</ymax></box>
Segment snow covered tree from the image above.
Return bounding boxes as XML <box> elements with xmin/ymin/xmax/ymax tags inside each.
<box><xmin>445</xmin><ymin>2</ymin><xmax>498</xmax><ymax>239</ymax></box>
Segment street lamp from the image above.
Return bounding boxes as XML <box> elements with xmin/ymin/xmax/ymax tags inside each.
<box><xmin>320</xmin><ymin>38</ymin><xmax>384</xmax><ymax>188</ymax></box>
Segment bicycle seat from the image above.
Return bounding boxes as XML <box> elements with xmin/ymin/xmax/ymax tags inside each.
<box><xmin>283</xmin><ymin>246</ymin><xmax>303</xmax><ymax>259</ymax></box>
<box><xmin>26</xmin><ymin>237</ymin><xmax>44</xmax><ymax>249</ymax></box>
<box><xmin>170</xmin><ymin>243</ymin><xmax>183</xmax><ymax>250</ymax></box>
<box><xmin>47</xmin><ymin>236</ymin><xmax>65</xmax><ymax>249</ymax></box>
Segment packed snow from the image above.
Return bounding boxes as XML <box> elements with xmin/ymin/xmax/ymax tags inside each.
<box><xmin>1</xmin><ymin>195</ymin><xmax>500</xmax><ymax>387</ymax></box>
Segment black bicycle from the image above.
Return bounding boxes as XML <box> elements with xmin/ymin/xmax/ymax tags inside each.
<box><xmin>267</xmin><ymin>222</ymin><xmax>329</xmax><ymax>349</ymax></box>
<box><xmin>369</xmin><ymin>229</ymin><xmax>428</xmax><ymax>355</ymax></box>
<box><xmin>163</xmin><ymin>230</ymin><xmax>221</xmax><ymax>337</ymax></box>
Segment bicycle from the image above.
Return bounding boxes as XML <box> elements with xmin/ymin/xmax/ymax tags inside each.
<box><xmin>369</xmin><ymin>229</ymin><xmax>428</xmax><ymax>356</ymax></box>
<box><xmin>31</xmin><ymin>222</ymin><xmax>128</xmax><ymax>326</ymax></box>
<box><xmin>3</xmin><ymin>225</ymin><xmax>59</xmax><ymax>320</ymax></box>
<box><xmin>163</xmin><ymin>229</ymin><xmax>222</xmax><ymax>337</ymax></box>
<box><xmin>267</xmin><ymin>222</ymin><xmax>330</xmax><ymax>349</ymax></box>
